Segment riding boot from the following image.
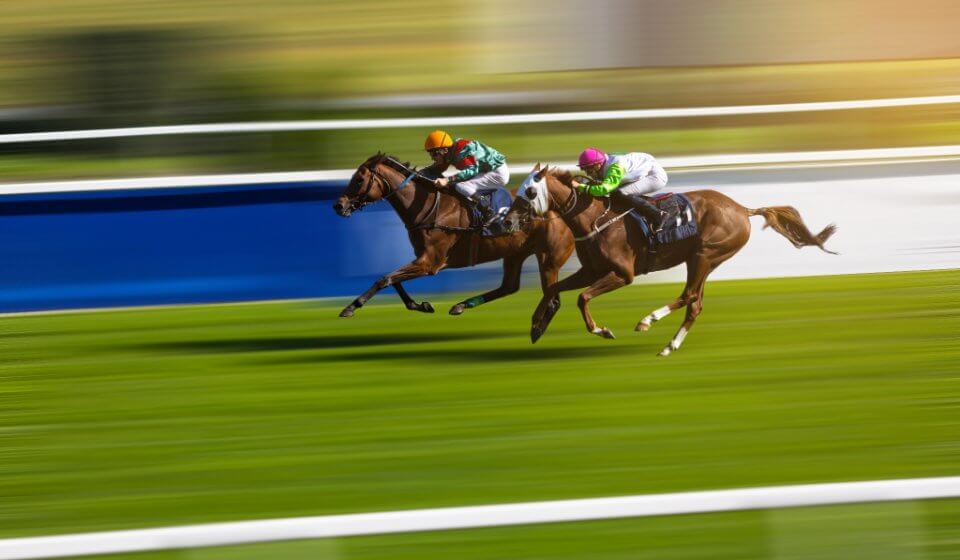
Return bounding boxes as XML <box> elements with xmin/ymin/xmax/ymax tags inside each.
<box><xmin>626</xmin><ymin>194</ymin><xmax>668</xmax><ymax>233</ymax></box>
<box><xmin>470</xmin><ymin>193</ymin><xmax>499</xmax><ymax>227</ymax></box>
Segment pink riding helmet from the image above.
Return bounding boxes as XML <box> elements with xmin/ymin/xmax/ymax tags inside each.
<box><xmin>578</xmin><ymin>147</ymin><xmax>607</xmax><ymax>168</ymax></box>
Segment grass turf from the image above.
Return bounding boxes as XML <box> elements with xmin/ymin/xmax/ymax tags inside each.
<box><xmin>2</xmin><ymin>270</ymin><xmax>959</xmax><ymax>557</ymax></box>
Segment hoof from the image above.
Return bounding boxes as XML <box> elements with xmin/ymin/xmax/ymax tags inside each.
<box><xmin>339</xmin><ymin>307</ymin><xmax>355</xmax><ymax>318</ymax></box>
<box><xmin>406</xmin><ymin>301</ymin><xmax>435</xmax><ymax>313</ymax></box>
<box><xmin>449</xmin><ymin>303</ymin><xmax>466</xmax><ymax>316</ymax></box>
<box><xmin>658</xmin><ymin>347</ymin><xmax>671</xmax><ymax>357</ymax></box>
<box><xmin>592</xmin><ymin>327</ymin><xmax>616</xmax><ymax>339</ymax></box>
<box><xmin>635</xmin><ymin>321</ymin><xmax>651</xmax><ymax>332</ymax></box>
<box><xmin>531</xmin><ymin>326</ymin><xmax>544</xmax><ymax>344</ymax></box>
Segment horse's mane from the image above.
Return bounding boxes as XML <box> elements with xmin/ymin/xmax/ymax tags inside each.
<box><xmin>546</xmin><ymin>167</ymin><xmax>577</xmax><ymax>186</ymax></box>
<box><xmin>363</xmin><ymin>152</ymin><xmax>411</xmax><ymax>171</ymax></box>
<box><xmin>363</xmin><ymin>152</ymin><xmax>434</xmax><ymax>185</ymax></box>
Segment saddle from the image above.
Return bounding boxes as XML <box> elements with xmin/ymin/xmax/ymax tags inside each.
<box><xmin>627</xmin><ymin>193</ymin><xmax>699</xmax><ymax>247</ymax></box>
<box><xmin>466</xmin><ymin>188</ymin><xmax>514</xmax><ymax>237</ymax></box>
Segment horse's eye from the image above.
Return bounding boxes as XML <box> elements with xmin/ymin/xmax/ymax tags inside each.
<box><xmin>525</xmin><ymin>187</ymin><xmax>538</xmax><ymax>200</ymax></box>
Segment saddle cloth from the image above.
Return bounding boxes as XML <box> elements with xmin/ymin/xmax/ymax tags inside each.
<box><xmin>469</xmin><ymin>187</ymin><xmax>514</xmax><ymax>236</ymax></box>
<box><xmin>628</xmin><ymin>193</ymin><xmax>699</xmax><ymax>245</ymax></box>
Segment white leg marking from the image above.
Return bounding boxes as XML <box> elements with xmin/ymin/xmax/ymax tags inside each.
<box><xmin>670</xmin><ymin>327</ymin><xmax>688</xmax><ymax>351</ymax></box>
<box><xmin>651</xmin><ymin>306</ymin><xmax>671</xmax><ymax>321</ymax></box>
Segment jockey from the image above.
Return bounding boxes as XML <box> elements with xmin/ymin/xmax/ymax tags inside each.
<box><xmin>423</xmin><ymin>130</ymin><xmax>509</xmax><ymax>224</ymax></box>
<box><xmin>572</xmin><ymin>148</ymin><xmax>669</xmax><ymax>233</ymax></box>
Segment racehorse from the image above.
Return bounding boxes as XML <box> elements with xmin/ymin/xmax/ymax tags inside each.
<box><xmin>503</xmin><ymin>164</ymin><xmax>837</xmax><ymax>356</ymax></box>
<box><xmin>332</xmin><ymin>154</ymin><xmax>575</xmax><ymax>317</ymax></box>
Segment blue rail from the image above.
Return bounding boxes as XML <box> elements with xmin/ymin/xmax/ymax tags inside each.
<box><xmin>0</xmin><ymin>180</ymin><xmax>502</xmax><ymax>313</ymax></box>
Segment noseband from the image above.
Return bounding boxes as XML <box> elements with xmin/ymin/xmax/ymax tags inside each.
<box><xmin>346</xmin><ymin>160</ymin><xmax>414</xmax><ymax>211</ymax></box>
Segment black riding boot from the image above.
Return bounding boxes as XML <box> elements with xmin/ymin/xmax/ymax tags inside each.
<box><xmin>623</xmin><ymin>193</ymin><xmax>668</xmax><ymax>233</ymax></box>
<box><xmin>471</xmin><ymin>193</ymin><xmax>498</xmax><ymax>227</ymax></box>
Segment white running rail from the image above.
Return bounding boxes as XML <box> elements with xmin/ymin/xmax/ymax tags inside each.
<box><xmin>4</xmin><ymin>143</ymin><xmax>960</xmax><ymax>196</ymax></box>
<box><xmin>2</xmin><ymin>477</ymin><xmax>959</xmax><ymax>559</ymax></box>
<box><xmin>2</xmin><ymin>94</ymin><xmax>960</xmax><ymax>144</ymax></box>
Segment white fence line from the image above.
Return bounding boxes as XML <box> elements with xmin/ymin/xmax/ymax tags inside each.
<box><xmin>2</xmin><ymin>477</ymin><xmax>958</xmax><ymax>559</ymax></box>
<box><xmin>4</xmin><ymin>143</ymin><xmax>960</xmax><ymax>196</ymax></box>
<box><xmin>2</xmin><ymin>94</ymin><xmax>960</xmax><ymax>144</ymax></box>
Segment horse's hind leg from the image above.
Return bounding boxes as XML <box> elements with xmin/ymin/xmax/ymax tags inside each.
<box><xmin>636</xmin><ymin>295</ymin><xmax>687</xmax><ymax>332</ymax></box>
<box><xmin>657</xmin><ymin>246</ymin><xmax>741</xmax><ymax>356</ymax></box>
<box><xmin>394</xmin><ymin>283</ymin><xmax>434</xmax><ymax>314</ymax></box>
<box><xmin>578</xmin><ymin>271</ymin><xmax>629</xmax><ymax>340</ymax></box>
<box><xmin>656</xmin><ymin>256</ymin><xmax>710</xmax><ymax>356</ymax></box>
<box><xmin>449</xmin><ymin>254</ymin><xmax>525</xmax><ymax>316</ymax></box>
<box><xmin>636</xmin><ymin>263</ymin><xmax>698</xmax><ymax>331</ymax></box>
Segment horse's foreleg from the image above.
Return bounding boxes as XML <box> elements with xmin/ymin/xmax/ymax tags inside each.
<box><xmin>339</xmin><ymin>259</ymin><xmax>442</xmax><ymax>318</ymax></box>
<box><xmin>538</xmin><ymin>227</ymin><xmax>574</xmax><ymax>288</ymax></box>
<box><xmin>394</xmin><ymin>283</ymin><xmax>434</xmax><ymax>314</ymax></box>
<box><xmin>449</xmin><ymin>255</ymin><xmax>525</xmax><ymax>316</ymax></box>
<box><xmin>531</xmin><ymin>267</ymin><xmax>597</xmax><ymax>343</ymax></box>
<box><xmin>578</xmin><ymin>271</ymin><xmax>628</xmax><ymax>340</ymax></box>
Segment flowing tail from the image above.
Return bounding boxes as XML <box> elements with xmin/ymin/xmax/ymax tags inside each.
<box><xmin>748</xmin><ymin>206</ymin><xmax>838</xmax><ymax>255</ymax></box>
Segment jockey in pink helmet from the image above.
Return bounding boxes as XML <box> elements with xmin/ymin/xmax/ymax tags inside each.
<box><xmin>573</xmin><ymin>148</ymin><xmax>668</xmax><ymax>233</ymax></box>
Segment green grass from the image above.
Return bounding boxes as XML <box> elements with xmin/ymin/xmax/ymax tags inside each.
<box><xmin>3</xmin><ymin>270</ymin><xmax>960</xmax><ymax>558</ymax></box>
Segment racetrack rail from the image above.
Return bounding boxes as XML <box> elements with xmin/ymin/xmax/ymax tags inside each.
<box><xmin>3</xmin><ymin>476</ymin><xmax>958</xmax><ymax>559</ymax></box>
<box><xmin>1</xmin><ymin>94</ymin><xmax>960</xmax><ymax>144</ymax></box>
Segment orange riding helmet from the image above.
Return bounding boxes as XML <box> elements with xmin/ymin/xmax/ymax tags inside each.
<box><xmin>424</xmin><ymin>130</ymin><xmax>454</xmax><ymax>151</ymax></box>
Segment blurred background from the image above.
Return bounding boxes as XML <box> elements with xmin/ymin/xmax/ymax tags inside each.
<box><xmin>2</xmin><ymin>2</ymin><xmax>959</xmax><ymax>560</ymax></box>
<box><xmin>1</xmin><ymin>0</ymin><xmax>960</xmax><ymax>179</ymax></box>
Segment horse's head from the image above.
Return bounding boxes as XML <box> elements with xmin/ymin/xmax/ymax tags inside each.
<box><xmin>503</xmin><ymin>163</ymin><xmax>584</xmax><ymax>233</ymax></box>
<box><xmin>503</xmin><ymin>163</ymin><xmax>550</xmax><ymax>233</ymax></box>
<box><xmin>333</xmin><ymin>153</ymin><xmax>395</xmax><ymax>217</ymax></box>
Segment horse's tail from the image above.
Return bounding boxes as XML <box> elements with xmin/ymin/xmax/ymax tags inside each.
<box><xmin>748</xmin><ymin>206</ymin><xmax>838</xmax><ymax>255</ymax></box>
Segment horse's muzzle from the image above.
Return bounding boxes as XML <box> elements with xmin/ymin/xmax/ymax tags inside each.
<box><xmin>333</xmin><ymin>201</ymin><xmax>352</xmax><ymax>217</ymax></box>
<box><xmin>503</xmin><ymin>213</ymin><xmax>525</xmax><ymax>234</ymax></box>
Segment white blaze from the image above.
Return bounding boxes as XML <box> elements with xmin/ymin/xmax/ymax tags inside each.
<box><xmin>517</xmin><ymin>172</ymin><xmax>549</xmax><ymax>216</ymax></box>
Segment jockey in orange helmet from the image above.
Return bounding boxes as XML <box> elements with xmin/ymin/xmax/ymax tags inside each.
<box><xmin>423</xmin><ymin>130</ymin><xmax>509</xmax><ymax>223</ymax></box>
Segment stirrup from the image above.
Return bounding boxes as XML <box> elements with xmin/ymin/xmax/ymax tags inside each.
<box><xmin>651</xmin><ymin>211</ymin><xmax>668</xmax><ymax>234</ymax></box>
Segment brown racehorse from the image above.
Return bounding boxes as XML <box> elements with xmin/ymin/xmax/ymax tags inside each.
<box><xmin>333</xmin><ymin>154</ymin><xmax>575</xmax><ymax>317</ymax></box>
<box><xmin>503</xmin><ymin>164</ymin><xmax>837</xmax><ymax>356</ymax></box>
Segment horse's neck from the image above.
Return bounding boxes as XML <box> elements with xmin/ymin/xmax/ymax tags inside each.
<box><xmin>378</xmin><ymin>167</ymin><xmax>440</xmax><ymax>228</ymax></box>
<box><xmin>550</xmin><ymin>182</ymin><xmax>607</xmax><ymax>236</ymax></box>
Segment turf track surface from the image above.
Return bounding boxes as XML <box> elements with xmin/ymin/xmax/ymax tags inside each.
<box><xmin>3</xmin><ymin>270</ymin><xmax>959</xmax><ymax>558</ymax></box>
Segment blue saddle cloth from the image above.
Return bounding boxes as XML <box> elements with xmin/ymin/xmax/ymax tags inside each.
<box><xmin>628</xmin><ymin>193</ymin><xmax>699</xmax><ymax>245</ymax></box>
<box><xmin>469</xmin><ymin>188</ymin><xmax>514</xmax><ymax>236</ymax></box>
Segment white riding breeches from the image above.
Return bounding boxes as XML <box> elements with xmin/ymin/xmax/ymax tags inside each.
<box><xmin>618</xmin><ymin>168</ymin><xmax>668</xmax><ymax>196</ymax></box>
<box><xmin>452</xmin><ymin>164</ymin><xmax>510</xmax><ymax>198</ymax></box>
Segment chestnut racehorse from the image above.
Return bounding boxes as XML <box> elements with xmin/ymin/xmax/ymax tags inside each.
<box><xmin>504</xmin><ymin>165</ymin><xmax>837</xmax><ymax>356</ymax></box>
<box><xmin>333</xmin><ymin>154</ymin><xmax>575</xmax><ymax>317</ymax></box>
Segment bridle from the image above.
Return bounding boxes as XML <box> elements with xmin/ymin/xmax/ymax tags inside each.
<box><xmin>512</xmin><ymin>174</ymin><xmax>630</xmax><ymax>241</ymax></box>
<box><xmin>344</xmin><ymin>158</ymin><xmax>416</xmax><ymax>212</ymax></box>
<box><xmin>343</xmin><ymin>156</ymin><xmax>470</xmax><ymax>232</ymax></box>
<box><xmin>512</xmin><ymin>174</ymin><xmax>579</xmax><ymax>231</ymax></box>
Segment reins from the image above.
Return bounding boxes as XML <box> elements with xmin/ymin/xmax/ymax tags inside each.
<box><xmin>351</xmin><ymin>156</ymin><xmax>477</xmax><ymax>233</ymax></box>
<box><xmin>544</xmin><ymin>177</ymin><xmax>632</xmax><ymax>242</ymax></box>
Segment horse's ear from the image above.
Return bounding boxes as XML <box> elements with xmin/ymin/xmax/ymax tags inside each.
<box><xmin>532</xmin><ymin>162</ymin><xmax>541</xmax><ymax>172</ymax></box>
<box><xmin>535</xmin><ymin>165</ymin><xmax>549</xmax><ymax>181</ymax></box>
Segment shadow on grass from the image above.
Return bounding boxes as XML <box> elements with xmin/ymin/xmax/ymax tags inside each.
<box><xmin>140</xmin><ymin>332</ymin><xmax>505</xmax><ymax>354</ymax></box>
<box><xmin>261</xmin><ymin>339</ymin><xmax>661</xmax><ymax>365</ymax></box>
